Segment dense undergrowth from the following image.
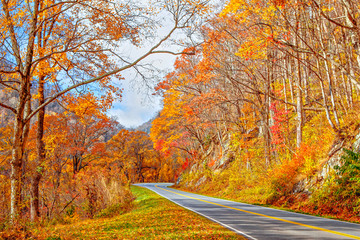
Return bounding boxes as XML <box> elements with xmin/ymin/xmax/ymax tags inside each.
<box><xmin>0</xmin><ymin>186</ymin><xmax>244</xmax><ymax>239</ymax></box>
<box><xmin>0</xmin><ymin>181</ymin><xmax>135</xmax><ymax>240</ymax></box>
<box><xmin>175</xmin><ymin>110</ymin><xmax>360</xmax><ymax>223</ymax></box>
<box><xmin>177</xmin><ymin>144</ymin><xmax>360</xmax><ymax>223</ymax></box>
<box><xmin>2</xmin><ymin>186</ymin><xmax>243</xmax><ymax>240</ymax></box>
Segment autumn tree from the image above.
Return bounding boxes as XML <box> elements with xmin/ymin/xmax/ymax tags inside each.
<box><xmin>107</xmin><ymin>129</ymin><xmax>160</xmax><ymax>183</ymax></box>
<box><xmin>0</xmin><ymin>0</ymin><xmax>208</xmax><ymax>222</ymax></box>
<box><xmin>152</xmin><ymin>0</ymin><xmax>360</xmax><ymax>213</ymax></box>
<box><xmin>22</xmin><ymin>91</ymin><xmax>118</xmax><ymax>221</ymax></box>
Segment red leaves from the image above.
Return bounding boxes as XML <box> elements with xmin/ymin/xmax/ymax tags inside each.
<box><xmin>208</xmin><ymin>158</ymin><xmax>216</xmax><ymax>168</ymax></box>
<box><xmin>270</xmin><ymin>99</ymin><xmax>289</xmax><ymax>151</ymax></box>
<box><xmin>154</xmin><ymin>139</ymin><xmax>165</xmax><ymax>151</ymax></box>
<box><xmin>154</xmin><ymin>80</ymin><xmax>170</xmax><ymax>95</ymax></box>
<box><xmin>181</xmin><ymin>158</ymin><xmax>189</xmax><ymax>171</ymax></box>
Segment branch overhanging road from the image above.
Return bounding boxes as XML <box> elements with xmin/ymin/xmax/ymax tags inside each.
<box><xmin>134</xmin><ymin>183</ymin><xmax>360</xmax><ymax>240</ymax></box>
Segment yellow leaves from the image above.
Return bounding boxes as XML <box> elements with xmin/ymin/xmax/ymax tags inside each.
<box><xmin>107</xmin><ymin>129</ymin><xmax>158</xmax><ymax>182</ymax></box>
<box><xmin>185</xmin><ymin>0</ymin><xmax>210</xmax><ymax>15</ymax></box>
<box><xmin>220</xmin><ymin>0</ymin><xmax>245</xmax><ymax>17</ymax></box>
<box><xmin>0</xmin><ymin>125</ymin><xmax>13</xmax><ymax>154</ymax></box>
<box><xmin>15</xmin><ymin>8</ymin><xmax>27</xmax><ymax>19</ymax></box>
<box><xmin>151</xmin><ymin>89</ymin><xmax>186</xmax><ymax>154</ymax></box>
<box><xmin>33</xmin><ymin>44</ymin><xmax>68</xmax><ymax>83</ymax></box>
<box><xmin>64</xmin><ymin>92</ymin><xmax>113</xmax><ymax>123</ymax></box>
<box><xmin>221</xmin><ymin>0</ymin><xmax>278</xmax><ymax>21</ymax></box>
<box><xmin>33</xmin><ymin>60</ymin><xmax>55</xmax><ymax>78</ymax></box>
<box><xmin>220</xmin><ymin>0</ymin><xmax>279</xmax><ymax>61</ymax></box>
<box><xmin>236</xmin><ymin>38</ymin><xmax>267</xmax><ymax>60</ymax></box>
<box><xmin>321</xmin><ymin>6</ymin><xmax>334</xmax><ymax>12</ymax></box>
<box><xmin>1</xmin><ymin>0</ymin><xmax>30</xmax><ymax>29</ymax></box>
<box><xmin>45</xmin><ymin>133</ymin><xmax>61</xmax><ymax>154</ymax></box>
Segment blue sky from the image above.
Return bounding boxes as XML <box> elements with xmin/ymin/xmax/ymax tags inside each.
<box><xmin>104</xmin><ymin>0</ymin><xmax>183</xmax><ymax>128</ymax></box>
<box><xmin>108</xmin><ymin>87</ymin><xmax>163</xmax><ymax>128</ymax></box>
<box><xmin>107</xmin><ymin>52</ymin><xmax>177</xmax><ymax>128</ymax></box>
<box><xmin>106</xmin><ymin>0</ymin><xmax>222</xmax><ymax>128</ymax></box>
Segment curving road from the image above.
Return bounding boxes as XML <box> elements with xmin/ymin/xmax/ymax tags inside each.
<box><xmin>134</xmin><ymin>183</ymin><xmax>360</xmax><ymax>240</ymax></box>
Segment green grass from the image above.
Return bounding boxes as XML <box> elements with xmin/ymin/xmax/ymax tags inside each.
<box><xmin>41</xmin><ymin>186</ymin><xmax>245</xmax><ymax>240</ymax></box>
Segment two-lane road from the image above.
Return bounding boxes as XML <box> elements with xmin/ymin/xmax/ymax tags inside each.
<box><xmin>135</xmin><ymin>183</ymin><xmax>360</xmax><ymax>240</ymax></box>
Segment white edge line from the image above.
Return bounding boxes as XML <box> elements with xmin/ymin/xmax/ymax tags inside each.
<box><xmin>147</xmin><ymin>185</ymin><xmax>258</xmax><ymax>240</ymax></box>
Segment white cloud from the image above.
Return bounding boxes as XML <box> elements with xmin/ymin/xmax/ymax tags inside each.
<box><xmin>107</xmin><ymin>0</ymin><xmax>208</xmax><ymax>128</ymax></box>
<box><xmin>108</xmin><ymin>87</ymin><xmax>163</xmax><ymax>128</ymax></box>
<box><xmin>107</xmin><ymin>48</ymin><xmax>177</xmax><ymax>129</ymax></box>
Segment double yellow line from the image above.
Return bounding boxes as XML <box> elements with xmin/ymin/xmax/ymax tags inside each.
<box><xmin>155</xmin><ymin>185</ymin><xmax>360</xmax><ymax>240</ymax></box>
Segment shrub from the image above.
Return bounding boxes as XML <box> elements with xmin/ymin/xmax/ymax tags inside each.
<box><xmin>334</xmin><ymin>149</ymin><xmax>360</xmax><ymax>198</ymax></box>
<box><xmin>82</xmin><ymin>173</ymin><xmax>135</xmax><ymax>218</ymax></box>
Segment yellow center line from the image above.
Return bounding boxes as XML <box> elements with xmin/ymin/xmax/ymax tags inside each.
<box><xmin>155</xmin><ymin>185</ymin><xmax>360</xmax><ymax>240</ymax></box>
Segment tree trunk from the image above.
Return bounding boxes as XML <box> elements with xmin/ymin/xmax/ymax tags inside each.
<box><xmin>10</xmin><ymin>72</ymin><xmax>33</xmax><ymax>222</ymax></box>
<box><xmin>296</xmin><ymin>59</ymin><xmax>303</xmax><ymax>148</ymax></box>
<box><xmin>10</xmin><ymin>95</ymin><xmax>27</xmax><ymax>222</ymax></box>
<box><xmin>30</xmin><ymin>76</ymin><xmax>46</xmax><ymax>222</ymax></box>
<box><xmin>264</xmin><ymin>68</ymin><xmax>271</xmax><ymax>168</ymax></box>
<box><xmin>10</xmin><ymin>136</ymin><xmax>23</xmax><ymax>222</ymax></box>
<box><xmin>295</xmin><ymin>4</ymin><xmax>303</xmax><ymax>148</ymax></box>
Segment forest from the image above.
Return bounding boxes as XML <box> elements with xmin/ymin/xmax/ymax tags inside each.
<box><xmin>152</xmin><ymin>0</ymin><xmax>360</xmax><ymax>222</ymax></box>
<box><xmin>1</xmin><ymin>0</ymin><xmax>360</xmax><ymax>238</ymax></box>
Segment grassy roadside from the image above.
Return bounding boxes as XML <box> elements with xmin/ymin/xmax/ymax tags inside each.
<box><xmin>38</xmin><ymin>186</ymin><xmax>244</xmax><ymax>240</ymax></box>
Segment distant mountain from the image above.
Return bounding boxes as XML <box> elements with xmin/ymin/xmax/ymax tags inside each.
<box><xmin>104</xmin><ymin>121</ymin><xmax>125</xmax><ymax>142</ymax></box>
<box><xmin>134</xmin><ymin>112</ymin><xmax>160</xmax><ymax>134</ymax></box>
<box><xmin>135</xmin><ymin>119</ymin><xmax>152</xmax><ymax>134</ymax></box>
<box><xmin>0</xmin><ymin>85</ymin><xmax>64</xmax><ymax>126</ymax></box>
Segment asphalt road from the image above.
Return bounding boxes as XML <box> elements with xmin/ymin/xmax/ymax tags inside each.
<box><xmin>134</xmin><ymin>183</ymin><xmax>360</xmax><ymax>240</ymax></box>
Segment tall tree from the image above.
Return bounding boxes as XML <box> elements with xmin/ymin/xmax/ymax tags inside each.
<box><xmin>0</xmin><ymin>0</ymin><xmax>208</xmax><ymax>222</ymax></box>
